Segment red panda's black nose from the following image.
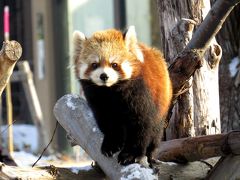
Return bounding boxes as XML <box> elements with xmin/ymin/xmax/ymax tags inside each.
<box><xmin>100</xmin><ymin>73</ymin><xmax>109</xmax><ymax>82</ymax></box>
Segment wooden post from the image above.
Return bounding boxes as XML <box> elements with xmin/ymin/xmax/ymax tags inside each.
<box><xmin>17</xmin><ymin>61</ymin><xmax>52</xmax><ymax>154</ymax></box>
<box><xmin>0</xmin><ymin>41</ymin><xmax>22</xmax><ymax>96</ymax></box>
<box><xmin>0</xmin><ymin>40</ymin><xmax>22</xmax><ymax>154</ymax></box>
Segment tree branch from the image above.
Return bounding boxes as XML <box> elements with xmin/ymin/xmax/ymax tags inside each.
<box><xmin>157</xmin><ymin>131</ymin><xmax>240</xmax><ymax>163</ymax></box>
<box><xmin>187</xmin><ymin>0</ymin><xmax>240</xmax><ymax>51</ymax></box>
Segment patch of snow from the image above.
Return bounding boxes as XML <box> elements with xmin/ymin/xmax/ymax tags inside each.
<box><xmin>92</xmin><ymin>127</ymin><xmax>97</xmax><ymax>132</ymax></box>
<box><xmin>121</xmin><ymin>163</ymin><xmax>157</xmax><ymax>180</ymax></box>
<box><xmin>70</xmin><ymin>165</ymin><xmax>92</xmax><ymax>174</ymax></box>
<box><xmin>65</xmin><ymin>94</ymin><xmax>79</xmax><ymax>99</ymax></box>
<box><xmin>12</xmin><ymin>151</ymin><xmax>49</xmax><ymax>167</ymax></box>
<box><xmin>1</xmin><ymin>124</ymin><xmax>38</xmax><ymax>153</ymax></box>
<box><xmin>66</xmin><ymin>94</ymin><xmax>79</xmax><ymax>110</ymax></box>
<box><xmin>229</xmin><ymin>56</ymin><xmax>240</xmax><ymax>77</ymax></box>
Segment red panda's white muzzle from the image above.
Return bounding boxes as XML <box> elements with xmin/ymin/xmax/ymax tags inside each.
<box><xmin>90</xmin><ymin>67</ymin><xmax>119</xmax><ymax>87</ymax></box>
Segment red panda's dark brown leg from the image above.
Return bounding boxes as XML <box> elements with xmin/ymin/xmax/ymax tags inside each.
<box><xmin>146</xmin><ymin>122</ymin><xmax>164</xmax><ymax>166</ymax></box>
<box><xmin>118</xmin><ymin>124</ymin><xmax>151</xmax><ymax>165</ymax></box>
<box><xmin>101</xmin><ymin>128</ymin><xmax>125</xmax><ymax>157</ymax></box>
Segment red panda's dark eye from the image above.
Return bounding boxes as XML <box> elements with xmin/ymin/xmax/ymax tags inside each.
<box><xmin>111</xmin><ymin>63</ymin><xmax>118</xmax><ymax>69</ymax></box>
<box><xmin>91</xmin><ymin>63</ymin><xmax>98</xmax><ymax>69</ymax></box>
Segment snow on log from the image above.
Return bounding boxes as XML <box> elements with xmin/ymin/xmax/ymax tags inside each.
<box><xmin>54</xmin><ymin>94</ymin><xmax>158</xmax><ymax>180</ymax></box>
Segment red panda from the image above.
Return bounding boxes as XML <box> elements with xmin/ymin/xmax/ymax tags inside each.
<box><xmin>73</xmin><ymin>26</ymin><xmax>172</xmax><ymax>165</ymax></box>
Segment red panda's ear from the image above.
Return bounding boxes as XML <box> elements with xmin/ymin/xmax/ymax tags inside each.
<box><xmin>124</xmin><ymin>26</ymin><xmax>137</xmax><ymax>49</ymax></box>
<box><xmin>73</xmin><ymin>31</ymin><xmax>86</xmax><ymax>62</ymax></box>
<box><xmin>124</xmin><ymin>26</ymin><xmax>144</xmax><ymax>62</ymax></box>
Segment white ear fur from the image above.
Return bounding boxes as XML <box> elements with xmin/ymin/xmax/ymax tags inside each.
<box><xmin>124</xmin><ymin>26</ymin><xmax>144</xmax><ymax>62</ymax></box>
<box><xmin>124</xmin><ymin>26</ymin><xmax>137</xmax><ymax>48</ymax></box>
<box><xmin>73</xmin><ymin>31</ymin><xmax>86</xmax><ymax>63</ymax></box>
<box><xmin>73</xmin><ymin>31</ymin><xmax>86</xmax><ymax>43</ymax></box>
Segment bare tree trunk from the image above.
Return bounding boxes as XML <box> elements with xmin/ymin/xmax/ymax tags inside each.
<box><xmin>157</xmin><ymin>0</ymin><xmax>222</xmax><ymax>139</ymax></box>
<box><xmin>215</xmin><ymin>4</ymin><xmax>240</xmax><ymax>132</ymax></box>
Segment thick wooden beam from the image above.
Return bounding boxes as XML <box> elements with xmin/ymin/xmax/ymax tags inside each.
<box><xmin>158</xmin><ymin>131</ymin><xmax>240</xmax><ymax>163</ymax></box>
<box><xmin>0</xmin><ymin>41</ymin><xmax>22</xmax><ymax>96</ymax></box>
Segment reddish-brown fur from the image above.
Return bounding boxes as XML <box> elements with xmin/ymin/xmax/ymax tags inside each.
<box><xmin>141</xmin><ymin>44</ymin><xmax>172</xmax><ymax>118</ymax></box>
<box><xmin>129</xmin><ymin>44</ymin><xmax>172</xmax><ymax>119</ymax></box>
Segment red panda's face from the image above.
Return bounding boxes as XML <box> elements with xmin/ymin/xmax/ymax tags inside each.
<box><xmin>73</xmin><ymin>27</ymin><xmax>144</xmax><ymax>87</ymax></box>
<box><xmin>77</xmin><ymin>54</ymin><xmax>135</xmax><ymax>87</ymax></box>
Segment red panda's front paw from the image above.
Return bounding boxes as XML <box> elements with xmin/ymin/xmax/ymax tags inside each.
<box><xmin>101</xmin><ymin>138</ymin><xmax>121</xmax><ymax>157</ymax></box>
<box><xmin>118</xmin><ymin>151</ymin><xmax>136</xmax><ymax>165</ymax></box>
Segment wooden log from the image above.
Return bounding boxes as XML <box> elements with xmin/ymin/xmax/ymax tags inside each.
<box><xmin>157</xmin><ymin>131</ymin><xmax>240</xmax><ymax>163</ymax></box>
<box><xmin>0</xmin><ymin>40</ymin><xmax>22</xmax><ymax>96</ymax></box>
<box><xmin>54</xmin><ymin>95</ymin><xmax>158</xmax><ymax>180</ymax></box>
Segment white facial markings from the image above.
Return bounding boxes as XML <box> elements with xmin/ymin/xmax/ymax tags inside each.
<box><xmin>90</xmin><ymin>67</ymin><xmax>119</xmax><ymax>87</ymax></box>
<box><xmin>121</xmin><ymin>61</ymin><xmax>133</xmax><ymax>79</ymax></box>
<box><xmin>103</xmin><ymin>67</ymin><xmax>119</xmax><ymax>86</ymax></box>
<box><xmin>79</xmin><ymin>63</ymin><xmax>88</xmax><ymax>79</ymax></box>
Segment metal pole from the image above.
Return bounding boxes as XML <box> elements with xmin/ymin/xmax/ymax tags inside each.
<box><xmin>4</xmin><ymin>5</ymin><xmax>14</xmax><ymax>154</ymax></box>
